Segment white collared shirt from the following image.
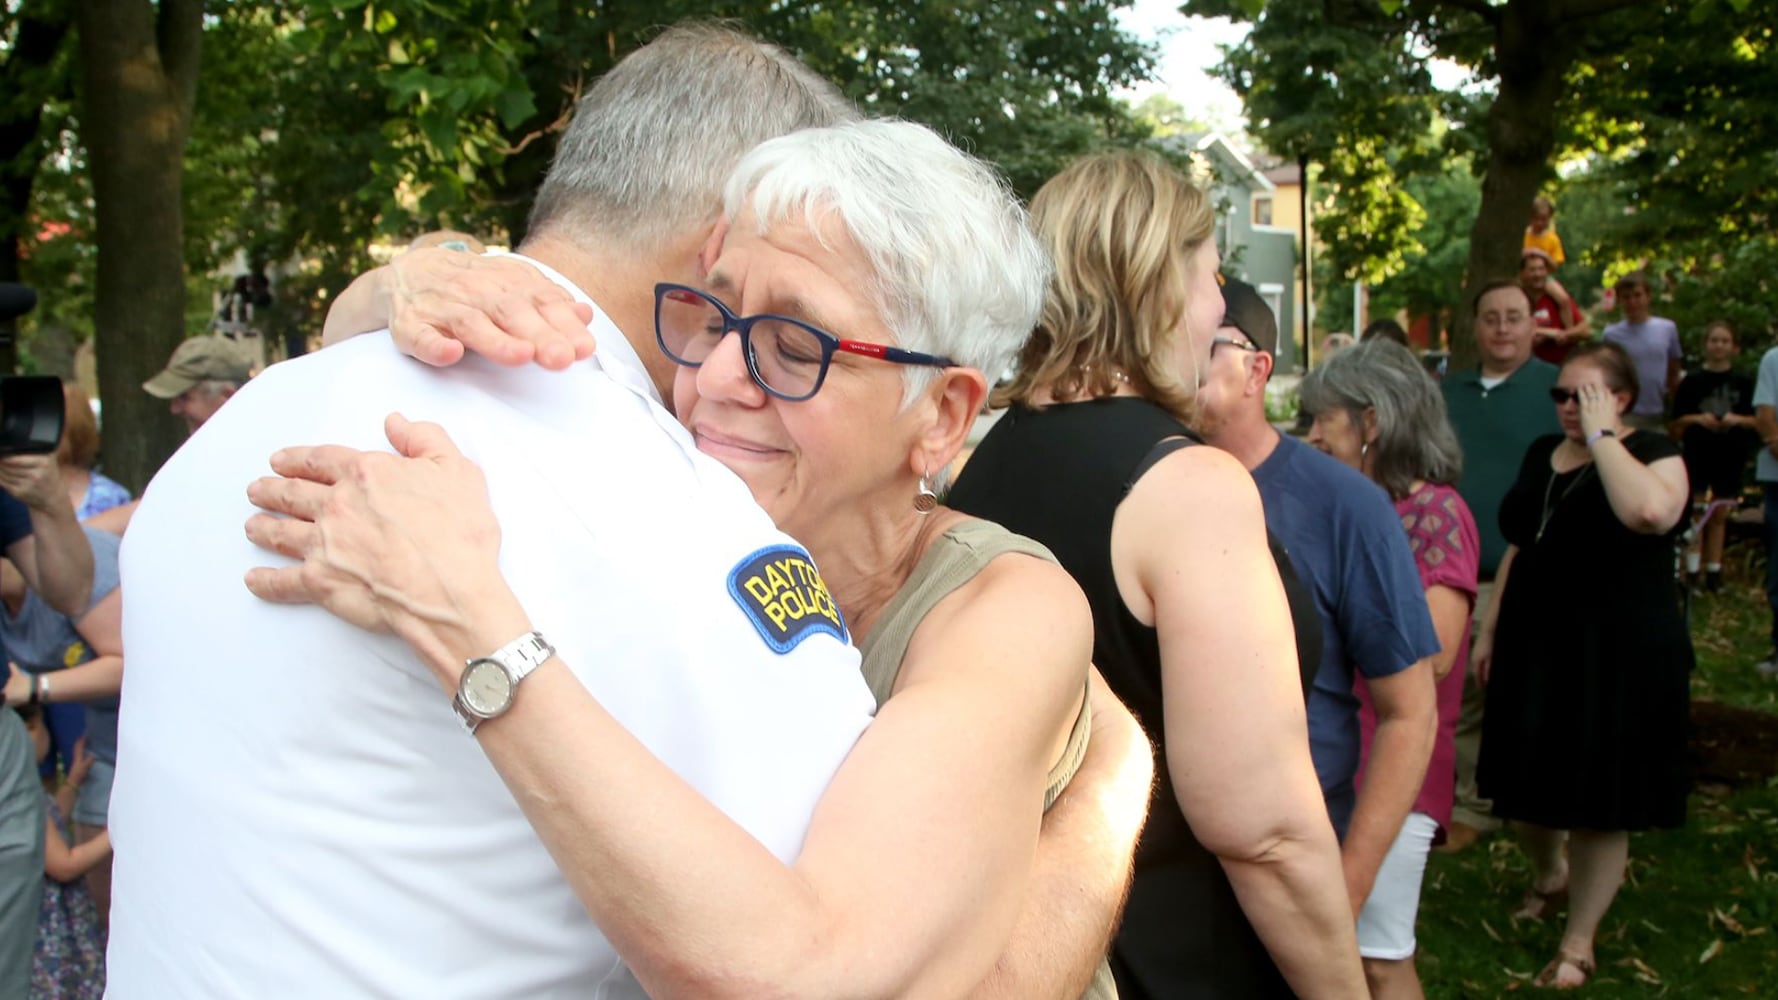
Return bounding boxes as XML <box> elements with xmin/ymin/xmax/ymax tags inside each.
<box><xmin>107</xmin><ymin>261</ymin><xmax>875</xmax><ymax>998</ymax></box>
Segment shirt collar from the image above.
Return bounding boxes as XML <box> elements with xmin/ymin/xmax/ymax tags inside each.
<box><xmin>488</xmin><ymin>250</ymin><xmax>661</xmax><ymax>406</ymax></box>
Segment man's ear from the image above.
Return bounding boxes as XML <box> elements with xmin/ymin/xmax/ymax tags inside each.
<box><xmin>698</xmin><ymin>218</ymin><xmax>731</xmax><ymax>276</ymax></box>
<box><xmin>1247</xmin><ymin>350</ymin><xmax>1275</xmax><ymax>396</ymax></box>
<box><xmin>913</xmin><ymin>367</ymin><xmax>988</xmax><ymax>476</ymax></box>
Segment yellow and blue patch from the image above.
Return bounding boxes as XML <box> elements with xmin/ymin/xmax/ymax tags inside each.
<box><xmin>728</xmin><ymin>545</ymin><xmax>848</xmax><ymax>654</ymax></box>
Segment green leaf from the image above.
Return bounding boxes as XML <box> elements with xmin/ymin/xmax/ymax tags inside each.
<box><xmin>494</xmin><ymin>87</ymin><xmax>536</xmax><ymax>131</ymax></box>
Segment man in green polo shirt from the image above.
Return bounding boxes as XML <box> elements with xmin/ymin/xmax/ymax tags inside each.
<box><xmin>1440</xmin><ymin>279</ymin><xmax>1560</xmax><ymax>850</ymax></box>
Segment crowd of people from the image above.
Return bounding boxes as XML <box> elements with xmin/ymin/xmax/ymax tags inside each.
<box><xmin>0</xmin><ymin>18</ymin><xmax>1758</xmax><ymax>1000</ymax></box>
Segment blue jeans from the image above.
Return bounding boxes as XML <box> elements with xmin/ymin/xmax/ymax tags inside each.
<box><xmin>1764</xmin><ymin>484</ymin><xmax>1778</xmax><ymax>653</ymax></box>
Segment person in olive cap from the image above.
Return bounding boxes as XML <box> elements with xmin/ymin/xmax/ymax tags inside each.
<box><xmin>142</xmin><ymin>336</ymin><xmax>255</xmax><ymax>434</ymax></box>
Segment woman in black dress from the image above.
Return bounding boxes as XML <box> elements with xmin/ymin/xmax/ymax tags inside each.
<box><xmin>1474</xmin><ymin>341</ymin><xmax>1692</xmax><ymax>988</ymax></box>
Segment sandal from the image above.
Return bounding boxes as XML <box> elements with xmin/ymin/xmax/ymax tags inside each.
<box><xmin>1514</xmin><ymin>882</ymin><xmax>1569</xmax><ymax>921</ymax></box>
<box><xmin>1534</xmin><ymin>950</ymin><xmax>1594</xmax><ymax>989</ymax></box>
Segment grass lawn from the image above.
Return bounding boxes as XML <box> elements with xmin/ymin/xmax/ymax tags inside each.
<box><xmin>1417</xmin><ymin>556</ymin><xmax>1778</xmax><ymax>997</ymax></box>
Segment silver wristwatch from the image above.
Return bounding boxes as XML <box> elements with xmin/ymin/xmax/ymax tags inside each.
<box><xmin>453</xmin><ymin>631</ymin><xmax>556</xmax><ymax>733</ymax></box>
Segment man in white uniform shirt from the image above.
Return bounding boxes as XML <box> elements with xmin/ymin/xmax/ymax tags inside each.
<box><xmin>105</xmin><ymin>27</ymin><xmax>876</xmax><ymax>997</ymax></box>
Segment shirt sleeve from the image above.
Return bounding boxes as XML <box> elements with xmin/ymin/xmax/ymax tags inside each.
<box><xmin>0</xmin><ymin>491</ymin><xmax>30</xmax><ymax>551</ymax></box>
<box><xmin>1667</xmin><ymin>322</ymin><xmax>1683</xmax><ymax>360</ymax></box>
<box><xmin>1409</xmin><ymin>488</ymin><xmax>1481</xmax><ymax>602</ymax></box>
<box><xmin>1755</xmin><ymin>351</ymin><xmax>1778</xmax><ymax>408</ymax></box>
<box><xmin>1342</xmin><ymin>492</ymin><xmax>1442</xmax><ymax>680</ymax></box>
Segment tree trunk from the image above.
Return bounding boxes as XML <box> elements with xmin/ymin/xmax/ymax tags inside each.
<box><xmin>1449</xmin><ymin>0</ymin><xmax>1578</xmax><ymax>370</ymax></box>
<box><xmin>74</xmin><ymin>0</ymin><xmax>203</xmax><ymax>492</ymax></box>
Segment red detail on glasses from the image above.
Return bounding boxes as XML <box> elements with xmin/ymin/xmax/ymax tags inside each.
<box><xmin>838</xmin><ymin>340</ymin><xmax>890</xmax><ymax>359</ymax></box>
<box><xmin>663</xmin><ymin>289</ymin><xmax>703</xmax><ymax>305</ymax></box>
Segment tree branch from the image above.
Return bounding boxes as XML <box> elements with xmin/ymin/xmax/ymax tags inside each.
<box><xmin>1431</xmin><ymin>0</ymin><xmax>1502</xmax><ymax>25</ymax></box>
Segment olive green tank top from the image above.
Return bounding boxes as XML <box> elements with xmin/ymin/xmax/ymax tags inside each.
<box><xmin>857</xmin><ymin>519</ymin><xmax>1092</xmax><ymax>810</ymax></box>
<box><xmin>856</xmin><ymin>519</ymin><xmax>1114</xmax><ymax>999</ymax></box>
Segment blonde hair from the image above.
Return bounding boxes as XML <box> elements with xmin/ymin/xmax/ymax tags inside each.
<box><xmin>993</xmin><ymin>150</ymin><xmax>1215</xmax><ymax>420</ymax></box>
<box><xmin>56</xmin><ymin>381</ymin><xmax>100</xmax><ymax>471</ymax></box>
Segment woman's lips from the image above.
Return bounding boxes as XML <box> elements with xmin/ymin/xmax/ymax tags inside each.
<box><xmin>693</xmin><ymin>426</ymin><xmax>783</xmax><ymax>462</ymax></box>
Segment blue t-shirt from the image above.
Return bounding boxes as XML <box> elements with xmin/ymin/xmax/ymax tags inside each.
<box><xmin>1251</xmin><ymin>434</ymin><xmax>1440</xmax><ymax>835</ymax></box>
<box><xmin>1</xmin><ymin>528</ymin><xmax>123</xmax><ymax>763</ymax></box>
<box><xmin>1602</xmin><ymin>316</ymin><xmax>1682</xmax><ymax>416</ymax></box>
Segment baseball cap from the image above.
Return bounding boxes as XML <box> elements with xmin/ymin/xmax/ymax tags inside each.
<box><xmin>1217</xmin><ymin>275</ymin><xmax>1278</xmax><ymax>355</ymax></box>
<box><xmin>142</xmin><ymin>336</ymin><xmax>255</xmax><ymax>399</ymax></box>
<box><xmin>1520</xmin><ymin>247</ymin><xmax>1553</xmax><ymax>267</ymax></box>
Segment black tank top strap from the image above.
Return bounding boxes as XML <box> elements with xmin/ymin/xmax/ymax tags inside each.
<box><xmin>1126</xmin><ymin>430</ymin><xmax>1206</xmax><ymax>493</ymax></box>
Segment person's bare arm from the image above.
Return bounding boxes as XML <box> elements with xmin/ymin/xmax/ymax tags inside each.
<box><xmin>1576</xmin><ymin>386</ymin><xmax>1689</xmax><ymax>533</ymax></box>
<box><xmin>1120</xmin><ymin>445</ymin><xmax>1365</xmax><ymax>999</ymax></box>
<box><xmin>1339</xmin><ymin>660</ymin><xmax>1436</xmax><ymax>914</ymax></box>
<box><xmin>1424</xmin><ymin>585</ymin><xmax>1471</xmax><ymax>682</ymax></box>
<box><xmin>44</xmin><ymin>819</ymin><xmax>111</xmax><ymax>884</ymax></box>
<box><xmin>321</xmin><ymin>247</ymin><xmax>595</xmax><ymax>368</ymax></box>
<box><xmin>242</xmin><ymin>417</ymin><xmax>1092</xmax><ymax>1000</ymax></box>
<box><xmin>0</xmin><ymin>455</ymin><xmax>93</xmax><ymax>615</ymax></box>
<box><xmin>82</xmin><ymin>499</ymin><xmax>137</xmax><ymax>536</ymax></box>
<box><xmin>1471</xmin><ymin>546</ymin><xmax>1516</xmax><ymax>688</ymax></box>
<box><xmin>969</xmin><ymin>670</ymin><xmax>1154</xmax><ymax>999</ymax></box>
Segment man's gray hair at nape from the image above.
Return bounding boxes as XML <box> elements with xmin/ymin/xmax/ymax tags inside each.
<box><xmin>528</xmin><ymin>22</ymin><xmax>861</xmax><ymax>253</ymax></box>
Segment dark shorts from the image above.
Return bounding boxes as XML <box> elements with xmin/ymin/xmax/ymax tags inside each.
<box><xmin>1682</xmin><ymin>432</ymin><xmax>1752</xmax><ymax>499</ymax></box>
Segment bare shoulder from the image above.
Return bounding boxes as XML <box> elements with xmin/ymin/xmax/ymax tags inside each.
<box><xmin>903</xmin><ymin>536</ymin><xmax>1091</xmax><ymax>693</ymax></box>
<box><xmin>1122</xmin><ymin>440</ymin><xmax>1264</xmax><ymax>536</ymax></box>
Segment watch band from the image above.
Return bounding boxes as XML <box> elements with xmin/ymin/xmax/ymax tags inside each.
<box><xmin>1586</xmin><ymin>428</ymin><xmax>1616</xmax><ymax>448</ymax></box>
<box><xmin>452</xmin><ymin>631</ymin><xmax>555</xmax><ymax>733</ymax></box>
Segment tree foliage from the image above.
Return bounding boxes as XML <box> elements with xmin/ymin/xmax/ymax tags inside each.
<box><xmin>4</xmin><ymin>0</ymin><xmax>1158</xmax><ymax>483</ymax></box>
<box><xmin>1191</xmin><ymin>0</ymin><xmax>1773</xmax><ymax>366</ymax></box>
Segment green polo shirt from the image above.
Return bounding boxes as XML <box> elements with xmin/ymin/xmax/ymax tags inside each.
<box><xmin>1443</xmin><ymin>359</ymin><xmax>1560</xmax><ymax>577</ymax></box>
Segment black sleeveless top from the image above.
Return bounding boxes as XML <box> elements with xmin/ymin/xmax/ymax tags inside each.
<box><xmin>950</xmin><ymin>397</ymin><xmax>1310</xmax><ymax>1000</ymax></box>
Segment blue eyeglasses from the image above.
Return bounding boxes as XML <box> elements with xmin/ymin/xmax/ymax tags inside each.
<box><xmin>654</xmin><ymin>283</ymin><xmax>957</xmax><ymax>402</ymax></box>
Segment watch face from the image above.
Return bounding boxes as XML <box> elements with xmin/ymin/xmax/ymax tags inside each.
<box><xmin>460</xmin><ymin>660</ymin><xmax>514</xmax><ymax>717</ymax></box>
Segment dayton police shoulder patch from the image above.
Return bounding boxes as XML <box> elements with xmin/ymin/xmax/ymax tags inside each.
<box><xmin>727</xmin><ymin>544</ymin><xmax>849</xmax><ymax>654</ymax></box>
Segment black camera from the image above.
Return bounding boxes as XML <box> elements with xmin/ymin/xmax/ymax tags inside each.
<box><xmin>0</xmin><ymin>283</ymin><xmax>65</xmax><ymax>457</ymax></box>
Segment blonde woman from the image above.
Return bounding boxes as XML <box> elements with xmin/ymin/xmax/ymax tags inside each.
<box><xmin>949</xmin><ymin>151</ymin><xmax>1365</xmax><ymax>999</ymax></box>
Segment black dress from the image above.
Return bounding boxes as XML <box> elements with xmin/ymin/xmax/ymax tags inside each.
<box><xmin>1477</xmin><ymin>431</ymin><xmax>1692</xmax><ymax>831</ymax></box>
<box><xmin>950</xmin><ymin>398</ymin><xmax>1317</xmax><ymax>1000</ymax></box>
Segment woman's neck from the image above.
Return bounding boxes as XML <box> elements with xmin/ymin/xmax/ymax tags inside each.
<box><xmin>792</xmin><ymin>502</ymin><xmax>962</xmax><ymax>645</ymax></box>
<box><xmin>1028</xmin><ymin>372</ymin><xmax>1143</xmax><ymax>408</ymax></box>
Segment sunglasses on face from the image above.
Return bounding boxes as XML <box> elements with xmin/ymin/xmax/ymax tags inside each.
<box><xmin>653</xmin><ymin>283</ymin><xmax>956</xmax><ymax>402</ymax></box>
<box><xmin>1550</xmin><ymin>386</ymin><xmax>1621</xmax><ymax>404</ymax></box>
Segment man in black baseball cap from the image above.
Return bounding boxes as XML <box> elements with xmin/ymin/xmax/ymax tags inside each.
<box><xmin>1216</xmin><ymin>274</ymin><xmax>1278</xmax><ymax>356</ymax></box>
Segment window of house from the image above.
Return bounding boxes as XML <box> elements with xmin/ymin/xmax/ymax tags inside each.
<box><xmin>1252</xmin><ymin>194</ymin><xmax>1274</xmax><ymax>227</ymax></box>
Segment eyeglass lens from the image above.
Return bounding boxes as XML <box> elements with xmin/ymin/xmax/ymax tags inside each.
<box><xmin>658</xmin><ymin>288</ymin><xmax>830</xmax><ymax>398</ymax></box>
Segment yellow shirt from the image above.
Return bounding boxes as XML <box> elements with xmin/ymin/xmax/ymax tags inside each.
<box><xmin>1524</xmin><ymin>226</ymin><xmax>1566</xmax><ymax>265</ymax></box>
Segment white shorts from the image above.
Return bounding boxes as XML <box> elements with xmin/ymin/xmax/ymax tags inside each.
<box><xmin>1356</xmin><ymin>811</ymin><xmax>1439</xmax><ymax>960</ymax></box>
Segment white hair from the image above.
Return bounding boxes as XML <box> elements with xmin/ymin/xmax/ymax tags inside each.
<box><xmin>528</xmin><ymin>23</ymin><xmax>859</xmax><ymax>251</ymax></box>
<box><xmin>721</xmin><ymin>119</ymin><xmax>1050</xmax><ymax>404</ymax></box>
